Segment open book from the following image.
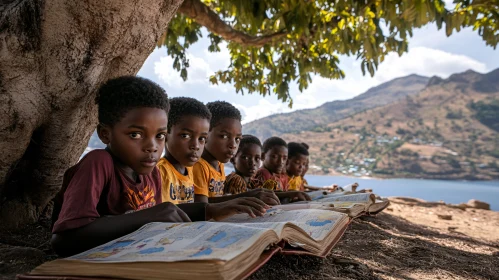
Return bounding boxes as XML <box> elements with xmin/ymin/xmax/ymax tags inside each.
<box><xmin>274</xmin><ymin>202</ymin><xmax>366</xmax><ymax>218</ymax></box>
<box><xmin>298</xmin><ymin>191</ymin><xmax>389</xmax><ymax>217</ymax></box>
<box><xmin>23</xmin><ymin>209</ymin><xmax>350</xmax><ymax>280</ymax></box>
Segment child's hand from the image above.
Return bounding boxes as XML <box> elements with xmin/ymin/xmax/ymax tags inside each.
<box><xmin>246</xmin><ymin>189</ymin><xmax>281</xmax><ymax>206</ymax></box>
<box><xmin>206</xmin><ymin>198</ymin><xmax>269</xmax><ymax>221</ymax></box>
<box><xmin>277</xmin><ymin>191</ymin><xmax>311</xmax><ymax>203</ymax></box>
<box><xmin>139</xmin><ymin>202</ymin><xmax>192</xmax><ymax>223</ymax></box>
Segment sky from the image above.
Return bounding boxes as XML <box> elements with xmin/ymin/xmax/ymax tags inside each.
<box><xmin>137</xmin><ymin>5</ymin><xmax>499</xmax><ymax>125</ymax></box>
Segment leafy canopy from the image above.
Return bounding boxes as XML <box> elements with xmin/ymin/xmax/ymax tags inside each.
<box><xmin>160</xmin><ymin>0</ymin><xmax>499</xmax><ymax>106</ymax></box>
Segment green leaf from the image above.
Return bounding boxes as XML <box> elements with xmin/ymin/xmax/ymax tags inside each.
<box><xmin>161</xmin><ymin>0</ymin><xmax>499</xmax><ymax>107</ymax></box>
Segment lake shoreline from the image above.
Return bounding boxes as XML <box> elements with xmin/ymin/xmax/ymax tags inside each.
<box><xmin>307</xmin><ymin>171</ymin><xmax>499</xmax><ymax>182</ymax></box>
<box><xmin>305</xmin><ymin>175</ymin><xmax>499</xmax><ymax>211</ymax></box>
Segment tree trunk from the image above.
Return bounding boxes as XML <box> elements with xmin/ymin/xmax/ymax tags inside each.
<box><xmin>0</xmin><ymin>0</ymin><xmax>184</xmax><ymax>229</ymax></box>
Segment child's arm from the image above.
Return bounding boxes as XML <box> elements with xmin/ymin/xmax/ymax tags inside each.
<box><xmin>275</xmin><ymin>191</ymin><xmax>311</xmax><ymax>204</ymax></box>
<box><xmin>208</xmin><ymin>189</ymin><xmax>280</xmax><ymax>205</ymax></box>
<box><xmin>52</xmin><ymin>202</ymin><xmax>190</xmax><ymax>257</ymax></box>
<box><xmin>194</xmin><ymin>194</ymin><xmax>209</xmax><ymax>203</ymax></box>
<box><xmin>205</xmin><ymin>197</ymin><xmax>269</xmax><ymax>221</ymax></box>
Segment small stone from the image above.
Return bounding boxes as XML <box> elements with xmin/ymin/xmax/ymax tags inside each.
<box><xmin>386</xmin><ymin>207</ymin><xmax>393</xmax><ymax>211</ymax></box>
<box><xmin>437</xmin><ymin>214</ymin><xmax>452</xmax><ymax>220</ymax></box>
<box><xmin>448</xmin><ymin>226</ymin><xmax>458</xmax><ymax>231</ymax></box>
<box><xmin>449</xmin><ymin>203</ymin><xmax>468</xmax><ymax>210</ymax></box>
<box><xmin>467</xmin><ymin>199</ymin><xmax>490</xmax><ymax>210</ymax></box>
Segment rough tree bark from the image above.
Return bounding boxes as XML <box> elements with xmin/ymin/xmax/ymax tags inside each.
<box><xmin>0</xmin><ymin>0</ymin><xmax>184</xmax><ymax>229</ymax></box>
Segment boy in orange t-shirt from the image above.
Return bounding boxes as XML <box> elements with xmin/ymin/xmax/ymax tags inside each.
<box><xmin>193</xmin><ymin>101</ymin><xmax>279</xmax><ymax>205</ymax></box>
<box><xmin>286</xmin><ymin>142</ymin><xmax>309</xmax><ymax>191</ymax></box>
<box><xmin>156</xmin><ymin>97</ymin><xmax>213</xmax><ymax>204</ymax></box>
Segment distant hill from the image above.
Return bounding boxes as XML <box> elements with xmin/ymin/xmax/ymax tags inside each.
<box><xmin>243</xmin><ymin>74</ymin><xmax>430</xmax><ymax>140</ymax></box>
<box><xmin>282</xmin><ymin>68</ymin><xmax>499</xmax><ymax>180</ymax></box>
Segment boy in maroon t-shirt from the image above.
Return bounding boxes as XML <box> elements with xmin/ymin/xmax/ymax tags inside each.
<box><xmin>51</xmin><ymin>76</ymin><xmax>189</xmax><ymax>257</ymax></box>
<box><xmin>51</xmin><ymin>77</ymin><xmax>268</xmax><ymax>257</ymax></box>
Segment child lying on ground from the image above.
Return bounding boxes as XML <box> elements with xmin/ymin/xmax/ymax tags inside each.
<box><xmin>193</xmin><ymin>102</ymin><xmax>279</xmax><ymax>205</ymax></box>
<box><xmin>286</xmin><ymin>142</ymin><xmax>309</xmax><ymax>191</ymax></box>
<box><xmin>224</xmin><ymin>135</ymin><xmax>263</xmax><ymax>194</ymax></box>
<box><xmin>251</xmin><ymin>137</ymin><xmax>311</xmax><ymax>203</ymax></box>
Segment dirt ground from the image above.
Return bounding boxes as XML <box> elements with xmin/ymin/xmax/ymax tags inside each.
<box><xmin>1</xmin><ymin>197</ymin><xmax>498</xmax><ymax>280</ymax></box>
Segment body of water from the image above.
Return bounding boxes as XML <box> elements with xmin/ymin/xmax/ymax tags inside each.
<box><xmin>306</xmin><ymin>175</ymin><xmax>499</xmax><ymax>211</ymax></box>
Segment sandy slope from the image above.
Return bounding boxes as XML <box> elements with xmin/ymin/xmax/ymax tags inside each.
<box><xmin>250</xmin><ymin>197</ymin><xmax>499</xmax><ymax>280</ymax></box>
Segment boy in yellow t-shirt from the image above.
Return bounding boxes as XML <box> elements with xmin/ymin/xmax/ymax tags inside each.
<box><xmin>157</xmin><ymin>97</ymin><xmax>211</xmax><ymax>204</ymax></box>
<box><xmin>193</xmin><ymin>101</ymin><xmax>280</xmax><ymax>205</ymax></box>
<box><xmin>286</xmin><ymin>142</ymin><xmax>309</xmax><ymax>191</ymax></box>
<box><xmin>157</xmin><ymin>97</ymin><xmax>270</xmax><ymax>220</ymax></box>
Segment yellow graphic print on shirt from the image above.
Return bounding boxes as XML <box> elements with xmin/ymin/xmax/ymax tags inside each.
<box><xmin>287</xmin><ymin>175</ymin><xmax>304</xmax><ymax>191</ymax></box>
<box><xmin>208</xmin><ymin>178</ymin><xmax>225</xmax><ymax>197</ymax></box>
<box><xmin>193</xmin><ymin>158</ymin><xmax>226</xmax><ymax>197</ymax></box>
<box><xmin>157</xmin><ymin>158</ymin><xmax>195</xmax><ymax>204</ymax></box>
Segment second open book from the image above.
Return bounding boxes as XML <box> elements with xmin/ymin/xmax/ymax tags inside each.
<box><xmin>303</xmin><ymin>187</ymin><xmax>390</xmax><ymax>217</ymax></box>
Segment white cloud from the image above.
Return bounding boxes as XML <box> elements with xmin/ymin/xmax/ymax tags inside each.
<box><xmin>373</xmin><ymin>47</ymin><xmax>487</xmax><ymax>82</ymax></box>
<box><xmin>235</xmin><ymin>99</ymin><xmax>290</xmax><ymax>124</ymax></box>
<box><xmin>154</xmin><ymin>44</ymin><xmax>231</xmax><ymax>89</ymax></box>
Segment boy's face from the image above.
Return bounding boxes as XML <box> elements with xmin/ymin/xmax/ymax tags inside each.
<box><xmin>286</xmin><ymin>154</ymin><xmax>308</xmax><ymax>177</ymax></box>
<box><xmin>167</xmin><ymin>116</ymin><xmax>210</xmax><ymax>167</ymax></box>
<box><xmin>301</xmin><ymin>158</ymin><xmax>309</xmax><ymax>176</ymax></box>
<box><xmin>232</xmin><ymin>143</ymin><xmax>262</xmax><ymax>178</ymax></box>
<box><xmin>98</xmin><ymin>107</ymin><xmax>168</xmax><ymax>176</ymax></box>
<box><xmin>263</xmin><ymin>146</ymin><xmax>288</xmax><ymax>174</ymax></box>
<box><xmin>205</xmin><ymin>118</ymin><xmax>242</xmax><ymax>163</ymax></box>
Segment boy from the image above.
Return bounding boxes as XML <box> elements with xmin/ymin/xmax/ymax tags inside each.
<box><xmin>224</xmin><ymin>135</ymin><xmax>263</xmax><ymax>194</ymax></box>
<box><xmin>51</xmin><ymin>78</ymin><xmax>267</xmax><ymax>257</ymax></box>
<box><xmin>193</xmin><ymin>101</ymin><xmax>280</xmax><ymax>205</ymax></box>
<box><xmin>300</xmin><ymin>142</ymin><xmax>310</xmax><ymax>187</ymax></box>
<box><xmin>157</xmin><ymin>97</ymin><xmax>211</xmax><ymax>204</ymax></box>
<box><xmin>286</xmin><ymin>142</ymin><xmax>309</xmax><ymax>191</ymax></box>
<box><xmin>251</xmin><ymin>137</ymin><xmax>311</xmax><ymax>202</ymax></box>
<box><xmin>252</xmin><ymin>137</ymin><xmax>289</xmax><ymax>191</ymax></box>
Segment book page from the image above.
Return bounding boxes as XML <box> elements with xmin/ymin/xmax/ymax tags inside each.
<box><xmin>307</xmin><ymin>190</ymin><xmax>329</xmax><ymax>201</ymax></box>
<box><xmin>222</xmin><ymin>209</ymin><xmax>348</xmax><ymax>241</ymax></box>
<box><xmin>272</xmin><ymin>204</ymin><xmax>335</xmax><ymax>211</ymax></box>
<box><xmin>341</xmin><ymin>183</ymin><xmax>358</xmax><ymax>193</ymax></box>
<box><xmin>329</xmin><ymin>201</ymin><xmax>366</xmax><ymax>209</ymax></box>
<box><xmin>67</xmin><ymin>221</ymin><xmax>272</xmax><ymax>263</ymax></box>
<box><xmin>315</xmin><ymin>193</ymin><xmax>373</xmax><ymax>203</ymax></box>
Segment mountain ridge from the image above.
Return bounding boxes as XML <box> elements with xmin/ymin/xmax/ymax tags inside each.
<box><xmin>280</xmin><ymin>68</ymin><xmax>499</xmax><ymax>180</ymax></box>
<box><xmin>243</xmin><ymin>74</ymin><xmax>430</xmax><ymax>139</ymax></box>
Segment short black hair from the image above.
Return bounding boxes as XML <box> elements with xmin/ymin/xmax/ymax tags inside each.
<box><xmin>288</xmin><ymin>142</ymin><xmax>309</xmax><ymax>158</ymax></box>
<box><xmin>236</xmin><ymin>134</ymin><xmax>262</xmax><ymax>155</ymax></box>
<box><xmin>167</xmin><ymin>97</ymin><xmax>212</xmax><ymax>132</ymax></box>
<box><xmin>96</xmin><ymin>76</ymin><xmax>169</xmax><ymax>126</ymax></box>
<box><xmin>301</xmin><ymin>142</ymin><xmax>309</xmax><ymax>150</ymax></box>
<box><xmin>206</xmin><ymin>101</ymin><xmax>242</xmax><ymax>130</ymax></box>
<box><xmin>262</xmin><ymin>137</ymin><xmax>287</xmax><ymax>153</ymax></box>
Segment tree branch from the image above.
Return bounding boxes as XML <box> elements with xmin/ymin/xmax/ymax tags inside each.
<box><xmin>178</xmin><ymin>0</ymin><xmax>286</xmax><ymax>48</ymax></box>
